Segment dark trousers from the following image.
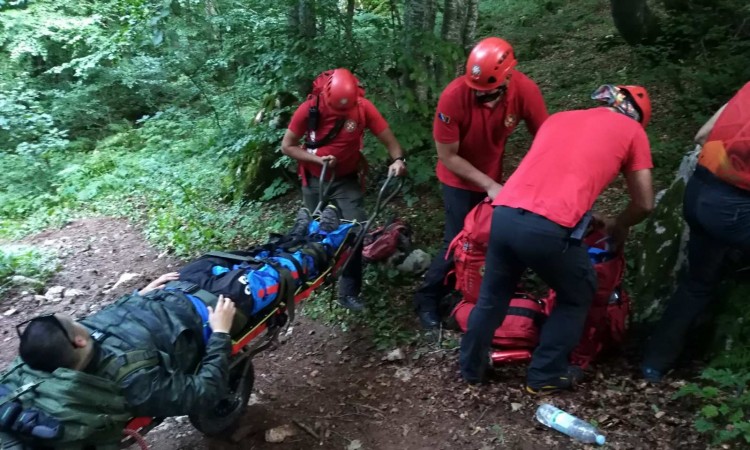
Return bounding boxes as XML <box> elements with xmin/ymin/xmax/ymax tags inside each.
<box><xmin>413</xmin><ymin>184</ymin><xmax>486</xmax><ymax>312</ymax></box>
<box><xmin>643</xmin><ymin>166</ymin><xmax>750</xmax><ymax>372</ymax></box>
<box><xmin>302</xmin><ymin>175</ymin><xmax>366</xmax><ymax>298</ymax></box>
<box><xmin>459</xmin><ymin>206</ymin><xmax>597</xmax><ymax>384</ymax></box>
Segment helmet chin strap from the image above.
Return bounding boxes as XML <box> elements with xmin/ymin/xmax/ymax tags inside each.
<box><xmin>475</xmin><ymin>85</ymin><xmax>507</xmax><ymax>104</ymax></box>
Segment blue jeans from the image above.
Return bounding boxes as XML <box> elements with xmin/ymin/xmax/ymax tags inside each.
<box><xmin>459</xmin><ymin>206</ymin><xmax>597</xmax><ymax>384</ymax></box>
<box><xmin>643</xmin><ymin>166</ymin><xmax>750</xmax><ymax>372</ymax></box>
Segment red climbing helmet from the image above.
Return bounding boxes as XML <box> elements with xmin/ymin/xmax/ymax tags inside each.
<box><xmin>323</xmin><ymin>68</ymin><xmax>359</xmax><ymax>113</ymax></box>
<box><xmin>465</xmin><ymin>37</ymin><xmax>517</xmax><ymax>91</ymax></box>
<box><xmin>618</xmin><ymin>85</ymin><xmax>652</xmax><ymax>128</ymax></box>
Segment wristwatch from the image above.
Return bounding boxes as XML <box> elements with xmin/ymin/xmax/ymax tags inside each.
<box><xmin>392</xmin><ymin>156</ymin><xmax>406</xmax><ymax>164</ymax></box>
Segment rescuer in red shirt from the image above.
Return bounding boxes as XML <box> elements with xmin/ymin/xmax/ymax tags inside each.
<box><xmin>281</xmin><ymin>68</ymin><xmax>406</xmax><ymax>311</ymax></box>
<box><xmin>459</xmin><ymin>85</ymin><xmax>655</xmax><ymax>393</ymax></box>
<box><xmin>414</xmin><ymin>37</ymin><xmax>549</xmax><ymax>329</ymax></box>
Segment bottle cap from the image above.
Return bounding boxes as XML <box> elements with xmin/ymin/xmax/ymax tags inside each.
<box><xmin>596</xmin><ymin>435</ymin><xmax>606</xmax><ymax>445</ymax></box>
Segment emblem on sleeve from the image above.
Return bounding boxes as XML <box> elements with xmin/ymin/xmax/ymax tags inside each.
<box><xmin>504</xmin><ymin>114</ymin><xmax>517</xmax><ymax>128</ymax></box>
<box><xmin>438</xmin><ymin>112</ymin><xmax>451</xmax><ymax>124</ymax></box>
<box><xmin>345</xmin><ymin>119</ymin><xmax>357</xmax><ymax>132</ymax></box>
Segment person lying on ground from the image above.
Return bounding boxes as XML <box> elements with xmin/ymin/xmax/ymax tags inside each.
<box><xmin>10</xmin><ymin>205</ymin><xmax>347</xmax><ymax>419</ymax></box>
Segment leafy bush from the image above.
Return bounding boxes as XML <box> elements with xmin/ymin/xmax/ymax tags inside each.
<box><xmin>676</xmin><ymin>368</ymin><xmax>750</xmax><ymax>445</ymax></box>
<box><xmin>0</xmin><ymin>245</ymin><xmax>59</xmax><ymax>296</ymax></box>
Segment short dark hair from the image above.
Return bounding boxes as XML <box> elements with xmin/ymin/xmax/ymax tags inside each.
<box><xmin>19</xmin><ymin>320</ymin><xmax>77</xmax><ymax>372</ymax></box>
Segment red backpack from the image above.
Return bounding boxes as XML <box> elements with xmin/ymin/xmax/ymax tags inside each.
<box><xmin>566</xmin><ymin>230</ymin><xmax>630</xmax><ymax>368</ymax></box>
<box><xmin>446</xmin><ymin>198</ymin><xmax>494</xmax><ymax>304</ymax></box>
<box><xmin>362</xmin><ymin>219</ymin><xmax>412</xmax><ymax>262</ymax></box>
<box><xmin>448</xmin><ymin>202</ymin><xmax>630</xmax><ymax>367</ymax></box>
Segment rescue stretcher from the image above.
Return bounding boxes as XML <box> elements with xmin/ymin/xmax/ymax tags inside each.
<box><xmin>120</xmin><ymin>164</ymin><xmax>403</xmax><ymax>448</ymax></box>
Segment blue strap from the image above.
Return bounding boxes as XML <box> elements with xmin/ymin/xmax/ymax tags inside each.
<box><xmin>185</xmin><ymin>294</ymin><xmax>212</xmax><ymax>344</ymax></box>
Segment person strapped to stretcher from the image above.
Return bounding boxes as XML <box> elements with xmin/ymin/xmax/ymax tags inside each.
<box><xmin>0</xmin><ymin>205</ymin><xmax>348</xmax><ymax>449</ymax></box>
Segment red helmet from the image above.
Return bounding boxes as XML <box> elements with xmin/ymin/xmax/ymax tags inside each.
<box><xmin>465</xmin><ymin>37</ymin><xmax>517</xmax><ymax>90</ymax></box>
<box><xmin>618</xmin><ymin>85</ymin><xmax>652</xmax><ymax>128</ymax></box>
<box><xmin>323</xmin><ymin>68</ymin><xmax>359</xmax><ymax>113</ymax></box>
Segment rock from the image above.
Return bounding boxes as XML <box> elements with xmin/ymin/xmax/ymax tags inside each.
<box><xmin>385</xmin><ymin>348</ymin><xmax>405</xmax><ymax>361</ymax></box>
<box><xmin>64</xmin><ymin>289</ymin><xmax>84</xmax><ymax>299</ymax></box>
<box><xmin>10</xmin><ymin>276</ymin><xmax>44</xmax><ymax>289</ymax></box>
<box><xmin>110</xmin><ymin>273</ymin><xmax>143</xmax><ymax>291</ymax></box>
<box><xmin>3</xmin><ymin>308</ymin><xmax>18</xmax><ymax>317</ymax></box>
<box><xmin>264</xmin><ymin>424</ymin><xmax>297</xmax><ymax>443</ymax></box>
<box><xmin>45</xmin><ymin>286</ymin><xmax>66</xmax><ymax>302</ymax></box>
<box><xmin>394</xmin><ymin>367</ymin><xmax>413</xmax><ymax>382</ymax></box>
<box><xmin>347</xmin><ymin>440</ymin><xmax>363</xmax><ymax>450</ymax></box>
<box><xmin>396</xmin><ymin>249</ymin><xmax>432</xmax><ymax>274</ymax></box>
<box><xmin>510</xmin><ymin>402</ymin><xmax>523</xmax><ymax>412</ymax></box>
<box><xmin>34</xmin><ymin>295</ymin><xmax>47</xmax><ymax>303</ymax></box>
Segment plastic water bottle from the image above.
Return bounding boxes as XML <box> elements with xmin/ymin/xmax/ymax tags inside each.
<box><xmin>535</xmin><ymin>403</ymin><xmax>606</xmax><ymax>446</ymax></box>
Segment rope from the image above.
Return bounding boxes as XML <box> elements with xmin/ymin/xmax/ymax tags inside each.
<box><xmin>122</xmin><ymin>428</ymin><xmax>150</xmax><ymax>450</ymax></box>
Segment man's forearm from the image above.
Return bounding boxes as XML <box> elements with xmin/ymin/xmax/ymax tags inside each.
<box><xmin>615</xmin><ymin>202</ymin><xmax>652</xmax><ymax>229</ymax></box>
<box><xmin>386</xmin><ymin>143</ymin><xmax>404</xmax><ymax>160</ymax></box>
<box><xmin>441</xmin><ymin>154</ymin><xmax>496</xmax><ymax>191</ymax></box>
<box><xmin>282</xmin><ymin>143</ymin><xmax>322</xmax><ymax>165</ymax></box>
<box><xmin>125</xmin><ymin>332</ymin><xmax>233</xmax><ymax>417</ymax></box>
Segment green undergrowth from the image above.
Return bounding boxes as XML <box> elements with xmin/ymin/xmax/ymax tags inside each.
<box><xmin>0</xmin><ymin>245</ymin><xmax>59</xmax><ymax>299</ymax></box>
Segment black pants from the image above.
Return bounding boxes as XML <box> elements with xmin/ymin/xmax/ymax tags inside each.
<box><xmin>413</xmin><ymin>184</ymin><xmax>486</xmax><ymax>312</ymax></box>
<box><xmin>302</xmin><ymin>174</ymin><xmax>366</xmax><ymax>299</ymax></box>
<box><xmin>643</xmin><ymin>166</ymin><xmax>750</xmax><ymax>372</ymax></box>
<box><xmin>459</xmin><ymin>206</ymin><xmax>597</xmax><ymax>385</ymax></box>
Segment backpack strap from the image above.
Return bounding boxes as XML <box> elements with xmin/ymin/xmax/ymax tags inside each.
<box><xmin>203</xmin><ymin>251</ymin><xmax>261</xmax><ymax>264</ymax></box>
<box><xmin>274</xmin><ymin>252</ymin><xmax>307</xmax><ymax>284</ymax></box>
<box><xmin>261</xmin><ymin>259</ymin><xmax>296</xmax><ymax>325</ymax></box>
<box><xmin>304</xmin><ymin>116</ymin><xmax>346</xmax><ymax>149</ymax></box>
<box><xmin>88</xmin><ymin>331</ymin><xmax>159</xmax><ymax>383</ymax></box>
<box><xmin>97</xmin><ymin>350</ymin><xmax>160</xmax><ymax>384</ymax></box>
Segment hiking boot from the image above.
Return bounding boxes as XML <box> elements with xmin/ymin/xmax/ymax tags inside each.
<box><xmin>417</xmin><ymin>310</ymin><xmax>440</xmax><ymax>330</ymax></box>
<box><xmin>290</xmin><ymin>207</ymin><xmax>312</xmax><ymax>238</ymax></box>
<box><xmin>337</xmin><ymin>295</ymin><xmax>365</xmax><ymax>312</ymax></box>
<box><xmin>641</xmin><ymin>366</ymin><xmax>664</xmax><ymax>384</ymax></box>
<box><xmin>525</xmin><ymin>367</ymin><xmax>583</xmax><ymax>395</ymax></box>
<box><xmin>319</xmin><ymin>205</ymin><xmax>341</xmax><ymax>233</ymax></box>
<box><xmin>525</xmin><ymin>377</ymin><xmax>574</xmax><ymax>395</ymax></box>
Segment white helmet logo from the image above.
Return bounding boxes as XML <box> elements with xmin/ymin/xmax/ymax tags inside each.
<box><xmin>339</xmin><ymin>98</ymin><xmax>349</xmax><ymax>106</ymax></box>
<box><xmin>471</xmin><ymin>64</ymin><xmax>481</xmax><ymax>78</ymax></box>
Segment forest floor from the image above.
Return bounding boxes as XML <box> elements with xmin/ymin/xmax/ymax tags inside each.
<box><xmin>0</xmin><ymin>217</ymin><xmax>720</xmax><ymax>450</ymax></box>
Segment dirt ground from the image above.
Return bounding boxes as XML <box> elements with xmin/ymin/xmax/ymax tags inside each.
<box><xmin>0</xmin><ymin>218</ymin><xmax>717</xmax><ymax>450</ymax></box>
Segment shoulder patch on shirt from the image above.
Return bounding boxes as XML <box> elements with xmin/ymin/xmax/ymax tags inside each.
<box><xmin>344</xmin><ymin>119</ymin><xmax>358</xmax><ymax>132</ymax></box>
<box><xmin>438</xmin><ymin>112</ymin><xmax>451</xmax><ymax>124</ymax></box>
<box><xmin>504</xmin><ymin>114</ymin><xmax>517</xmax><ymax>128</ymax></box>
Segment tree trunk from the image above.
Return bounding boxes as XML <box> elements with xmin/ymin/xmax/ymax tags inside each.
<box><xmin>462</xmin><ymin>0</ymin><xmax>479</xmax><ymax>50</ymax></box>
<box><xmin>441</xmin><ymin>0</ymin><xmax>466</xmax><ymax>46</ymax></box>
<box><xmin>610</xmin><ymin>0</ymin><xmax>660</xmax><ymax>45</ymax></box>
<box><xmin>345</xmin><ymin>0</ymin><xmax>355</xmax><ymax>41</ymax></box>
<box><xmin>299</xmin><ymin>0</ymin><xmax>317</xmax><ymax>39</ymax></box>
<box><xmin>402</xmin><ymin>0</ymin><xmax>438</xmax><ymax>102</ymax></box>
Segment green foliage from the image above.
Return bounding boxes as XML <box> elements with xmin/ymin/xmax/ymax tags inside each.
<box><xmin>676</xmin><ymin>368</ymin><xmax>750</xmax><ymax>445</ymax></box>
<box><xmin>303</xmin><ymin>263</ymin><xmax>418</xmax><ymax>351</ymax></box>
<box><xmin>0</xmin><ymin>244</ymin><xmax>59</xmax><ymax>297</ymax></box>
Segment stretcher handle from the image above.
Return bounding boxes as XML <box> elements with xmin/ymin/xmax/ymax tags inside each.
<box><xmin>336</xmin><ymin>172</ymin><xmax>404</xmax><ymax>277</ymax></box>
<box><xmin>312</xmin><ymin>160</ymin><xmax>336</xmax><ymax>216</ymax></box>
<box><xmin>368</xmin><ymin>171</ymin><xmax>404</xmax><ymax>227</ymax></box>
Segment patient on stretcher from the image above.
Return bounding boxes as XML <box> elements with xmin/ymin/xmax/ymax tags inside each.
<box><xmin>0</xmin><ymin>206</ymin><xmax>353</xmax><ymax>447</ymax></box>
<box><xmin>178</xmin><ymin>204</ymin><xmax>354</xmax><ymax>323</ymax></box>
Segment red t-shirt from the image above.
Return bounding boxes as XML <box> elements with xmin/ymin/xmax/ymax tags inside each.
<box><xmin>495</xmin><ymin>108</ymin><xmax>653</xmax><ymax>227</ymax></box>
<box><xmin>698</xmin><ymin>82</ymin><xmax>750</xmax><ymax>191</ymax></box>
<box><xmin>288</xmin><ymin>96</ymin><xmax>389</xmax><ymax>178</ymax></box>
<box><xmin>433</xmin><ymin>70</ymin><xmax>549</xmax><ymax>191</ymax></box>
